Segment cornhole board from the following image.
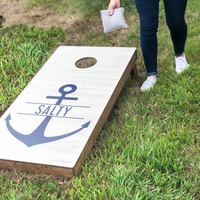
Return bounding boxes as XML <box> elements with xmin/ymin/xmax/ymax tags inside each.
<box><xmin>0</xmin><ymin>46</ymin><xmax>137</xmax><ymax>178</ymax></box>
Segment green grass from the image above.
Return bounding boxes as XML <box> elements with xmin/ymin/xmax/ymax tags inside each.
<box><xmin>0</xmin><ymin>24</ymin><xmax>65</xmax><ymax>111</ymax></box>
<box><xmin>0</xmin><ymin>0</ymin><xmax>200</xmax><ymax>199</ymax></box>
<box><xmin>0</xmin><ymin>173</ymin><xmax>70</xmax><ymax>199</ymax></box>
<box><xmin>28</xmin><ymin>0</ymin><xmax>136</xmax><ymax>17</ymax></box>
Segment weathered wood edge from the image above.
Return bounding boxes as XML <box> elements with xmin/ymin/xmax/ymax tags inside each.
<box><xmin>130</xmin><ymin>50</ymin><xmax>138</xmax><ymax>78</ymax></box>
<box><xmin>73</xmin><ymin>50</ymin><xmax>137</xmax><ymax>174</ymax></box>
<box><xmin>0</xmin><ymin>159</ymin><xmax>74</xmax><ymax>178</ymax></box>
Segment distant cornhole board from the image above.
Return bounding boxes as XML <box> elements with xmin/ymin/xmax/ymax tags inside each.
<box><xmin>0</xmin><ymin>46</ymin><xmax>137</xmax><ymax>178</ymax></box>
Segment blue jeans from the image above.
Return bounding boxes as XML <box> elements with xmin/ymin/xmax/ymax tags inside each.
<box><xmin>134</xmin><ymin>0</ymin><xmax>188</xmax><ymax>75</ymax></box>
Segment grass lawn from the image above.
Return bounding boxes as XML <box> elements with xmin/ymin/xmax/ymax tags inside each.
<box><xmin>0</xmin><ymin>0</ymin><xmax>200</xmax><ymax>199</ymax></box>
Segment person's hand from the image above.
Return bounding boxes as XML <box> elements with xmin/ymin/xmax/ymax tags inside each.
<box><xmin>108</xmin><ymin>0</ymin><xmax>120</xmax><ymax>16</ymax></box>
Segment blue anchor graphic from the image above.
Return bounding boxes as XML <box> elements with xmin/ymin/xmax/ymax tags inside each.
<box><xmin>5</xmin><ymin>84</ymin><xmax>91</xmax><ymax>147</ymax></box>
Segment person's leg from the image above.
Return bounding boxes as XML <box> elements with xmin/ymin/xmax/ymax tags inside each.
<box><xmin>134</xmin><ymin>0</ymin><xmax>159</xmax><ymax>90</ymax></box>
<box><xmin>164</xmin><ymin>0</ymin><xmax>189</xmax><ymax>73</ymax></box>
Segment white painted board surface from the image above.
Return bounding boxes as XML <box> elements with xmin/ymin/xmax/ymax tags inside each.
<box><xmin>0</xmin><ymin>46</ymin><xmax>136</xmax><ymax>173</ymax></box>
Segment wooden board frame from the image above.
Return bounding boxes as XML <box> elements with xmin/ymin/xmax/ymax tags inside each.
<box><xmin>0</xmin><ymin>46</ymin><xmax>137</xmax><ymax>178</ymax></box>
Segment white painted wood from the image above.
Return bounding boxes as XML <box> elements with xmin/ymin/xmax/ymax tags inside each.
<box><xmin>0</xmin><ymin>46</ymin><xmax>136</xmax><ymax>175</ymax></box>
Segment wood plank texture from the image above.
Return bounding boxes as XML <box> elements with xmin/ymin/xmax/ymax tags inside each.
<box><xmin>0</xmin><ymin>46</ymin><xmax>137</xmax><ymax>177</ymax></box>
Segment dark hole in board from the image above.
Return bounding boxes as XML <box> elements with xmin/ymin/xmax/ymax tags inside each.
<box><xmin>75</xmin><ymin>57</ymin><xmax>97</xmax><ymax>68</ymax></box>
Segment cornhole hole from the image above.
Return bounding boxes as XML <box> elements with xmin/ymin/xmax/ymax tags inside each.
<box><xmin>0</xmin><ymin>46</ymin><xmax>137</xmax><ymax>178</ymax></box>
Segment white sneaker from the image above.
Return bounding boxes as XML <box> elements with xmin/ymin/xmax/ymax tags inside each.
<box><xmin>175</xmin><ymin>54</ymin><xmax>189</xmax><ymax>73</ymax></box>
<box><xmin>141</xmin><ymin>76</ymin><xmax>156</xmax><ymax>91</ymax></box>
